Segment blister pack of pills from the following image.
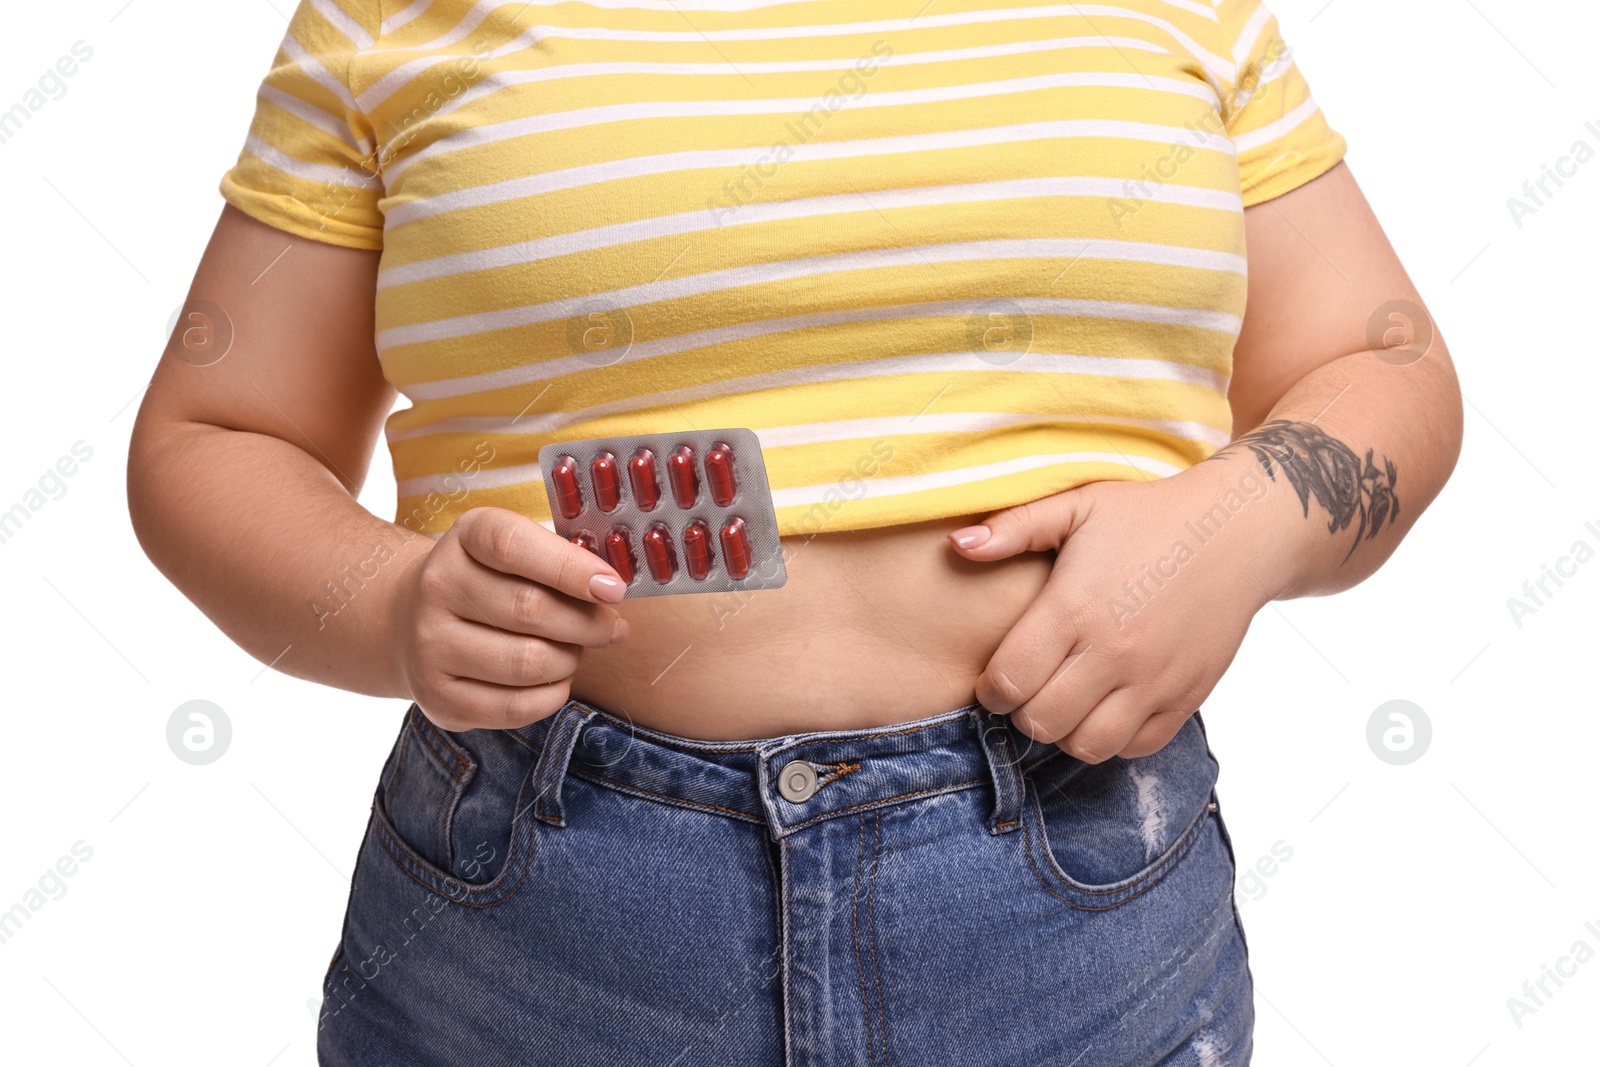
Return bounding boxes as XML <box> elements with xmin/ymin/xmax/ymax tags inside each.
<box><xmin>537</xmin><ymin>428</ymin><xmax>788</xmax><ymax>598</ymax></box>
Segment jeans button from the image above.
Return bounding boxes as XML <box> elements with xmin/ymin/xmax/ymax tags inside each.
<box><xmin>777</xmin><ymin>760</ymin><xmax>818</xmax><ymax>802</ymax></box>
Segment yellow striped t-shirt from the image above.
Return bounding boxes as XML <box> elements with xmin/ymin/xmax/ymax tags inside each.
<box><xmin>218</xmin><ymin>0</ymin><xmax>1346</xmax><ymax>537</ymax></box>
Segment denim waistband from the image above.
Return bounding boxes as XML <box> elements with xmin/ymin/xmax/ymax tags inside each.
<box><xmin>514</xmin><ymin>698</ymin><xmax>1062</xmax><ymax>841</ymax></box>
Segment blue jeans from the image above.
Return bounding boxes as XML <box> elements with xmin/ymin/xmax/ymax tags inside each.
<box><xmin>318</xmin><ymin>699</ymin><xmax>1254</xmax><ymax>1065</ymax></box>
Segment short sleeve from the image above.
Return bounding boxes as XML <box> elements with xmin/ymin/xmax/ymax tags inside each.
<box><xmin>1215</xmin><ymin>0</ymin><xmax>1348</xmax><ymax>207</ymax></box>
<box><xmin>218</xmin><ymin>0</ymin><xmax>384</xmax><ymax>250</ymax></box>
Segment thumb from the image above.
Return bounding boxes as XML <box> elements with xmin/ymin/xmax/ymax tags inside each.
<box><xmin>948</xmin><ymin>490</ymin><xmax>1091</xmax><ymax>560</ymax></box>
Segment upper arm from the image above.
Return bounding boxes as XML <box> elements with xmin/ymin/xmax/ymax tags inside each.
<box><xmin>133</xmin><ymin>0</ymin><xmax>391</xmax><ymax>492</ymax></box>
<box><xmin>133</xmin><ymin>203</ymin><xmax>392</xmax><ymax>493</ymax></box>
<box><xmin>1212</xmin><ymin>0</ymin><xmax>1444</xmax><ymax>434</ymax></box>
<box><xmin>1227</xmin><ymin>162</ymin><xmax>1442</xmax><ymax>433</ymax></box>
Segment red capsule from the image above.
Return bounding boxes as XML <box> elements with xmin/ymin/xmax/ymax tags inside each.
<box><xmin>551</xmin><ymin>455</ymin><xmax>583</xmax><ymax>519</ymax></box>
<box><xmin>570</xmin><ymin>531</ymin><xmax>600</xmax><ymax>556</ymax></box>
<box><xmin>603</xmin><ymin>529</ymin><xmax>635</xmax><ymax>584</ymax></box>
<box><xmin>683</xmin><ymin>521</ymin><xmax>713</xmax><ymax>581</ymax></box>
<box><xmin>720</xmin><ymin>517</ymin><xmax>752</xmax><ymax>579</ymax></box>
<box><xmin>667</xmin><ymin>446</ymin><xmax>698</xmax><ymax>508</ymax></box>
<box><xmin>705</xmin><ymin>442</ymin><xmax>738</xmax><ymax>507</ymax></box>
<box><xmin>642</xmin><ymin>525</ymin><xmax>676</xmax><ymax>582</ymax></box>
<box><xmin>591</xmin><ymin>451</ymin><xmax>621</xmax><ymax>512</ymax></box>
<box><xmin>627</xmin><ymin>448</ymin><xmax>660</xmax><ymax>511</ymax></box>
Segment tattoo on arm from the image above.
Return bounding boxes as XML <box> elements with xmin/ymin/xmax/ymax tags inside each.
<box><xmin>1208</xmin><ymin>419</ymin><xmax>1400</xmax><ymax>562</ymax></box>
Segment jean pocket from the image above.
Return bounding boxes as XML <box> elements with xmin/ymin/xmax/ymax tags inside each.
<box><xmin>369</xmin><ymin>704</ymin><xmax>540</xmax><ymax>907</ymax></box>
<box><xmin>1020</xmin><ymin>716</ymin><xmax>1219</xmax><ymax>911</ymax></box>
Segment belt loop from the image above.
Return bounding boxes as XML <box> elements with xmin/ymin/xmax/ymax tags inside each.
<box><xmin>529</xmin><ymin>701</ymin><xmax>593</xmax><ymax>828</ymax></box>
<box><xmin>973</xmin><ymin>708</ymin><xmax>1024</xmax><ymax>835</ymax></box>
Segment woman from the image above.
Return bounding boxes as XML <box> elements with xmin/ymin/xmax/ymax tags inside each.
<box><xmin>130</xmin><ymin>0</ymin><xmax>1460</xmax><ymax>1063</ymax></box>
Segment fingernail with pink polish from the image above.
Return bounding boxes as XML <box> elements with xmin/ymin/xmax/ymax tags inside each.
<box><xmin>589</xmin><ymin>574</ymin><xmax>626</xmax><ymax>603</ymax></box>
<box><xmin>950</xmin><ymin>525</ymin><xmax>991</xmax><ymax>549</ymax></box>
<box><xmin>610</xmin><ymin>617</ymin><xmax>629</xmax><ymax>644</ymax></box>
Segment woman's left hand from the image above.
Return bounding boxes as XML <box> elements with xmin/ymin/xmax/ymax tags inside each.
<box><xmin>948</xmin><ymin>459</ymin><xmax>1294</xmax><ymax>762</ymax></box>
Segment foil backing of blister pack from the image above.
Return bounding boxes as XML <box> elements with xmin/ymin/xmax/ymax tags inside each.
<box><xmin>537</xmin><ymin>428</ymin><xmax>788</xmax><ymax>599</ymax></box>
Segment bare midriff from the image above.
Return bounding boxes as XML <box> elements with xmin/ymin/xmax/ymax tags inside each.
<box><xmin>569</xmin><ymin>512</ymin><xmax>1055</xmax><ymax>740</ymax></box>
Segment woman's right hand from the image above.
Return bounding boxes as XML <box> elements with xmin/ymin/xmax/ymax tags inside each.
<box><xmin>389</xmin><ymin>506</ymin><xmax>629</xmax><ymax>731</ymax></box>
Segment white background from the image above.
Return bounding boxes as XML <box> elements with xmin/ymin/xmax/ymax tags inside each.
<box><xmin>1</xmin><ymin>0</ymin><xmax>1595</xmax><ymax>1064</ymax></box>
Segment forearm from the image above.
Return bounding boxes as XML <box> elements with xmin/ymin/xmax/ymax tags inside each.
<box><xmin>1200</xmin><ymin>344</ymin><xmax>1462</xmax><ymax>601</ymax></box>
<box><xmin>128</xmin><ymin>419</ymin><xmax>429</xmax><ymax>697</ymax></box>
